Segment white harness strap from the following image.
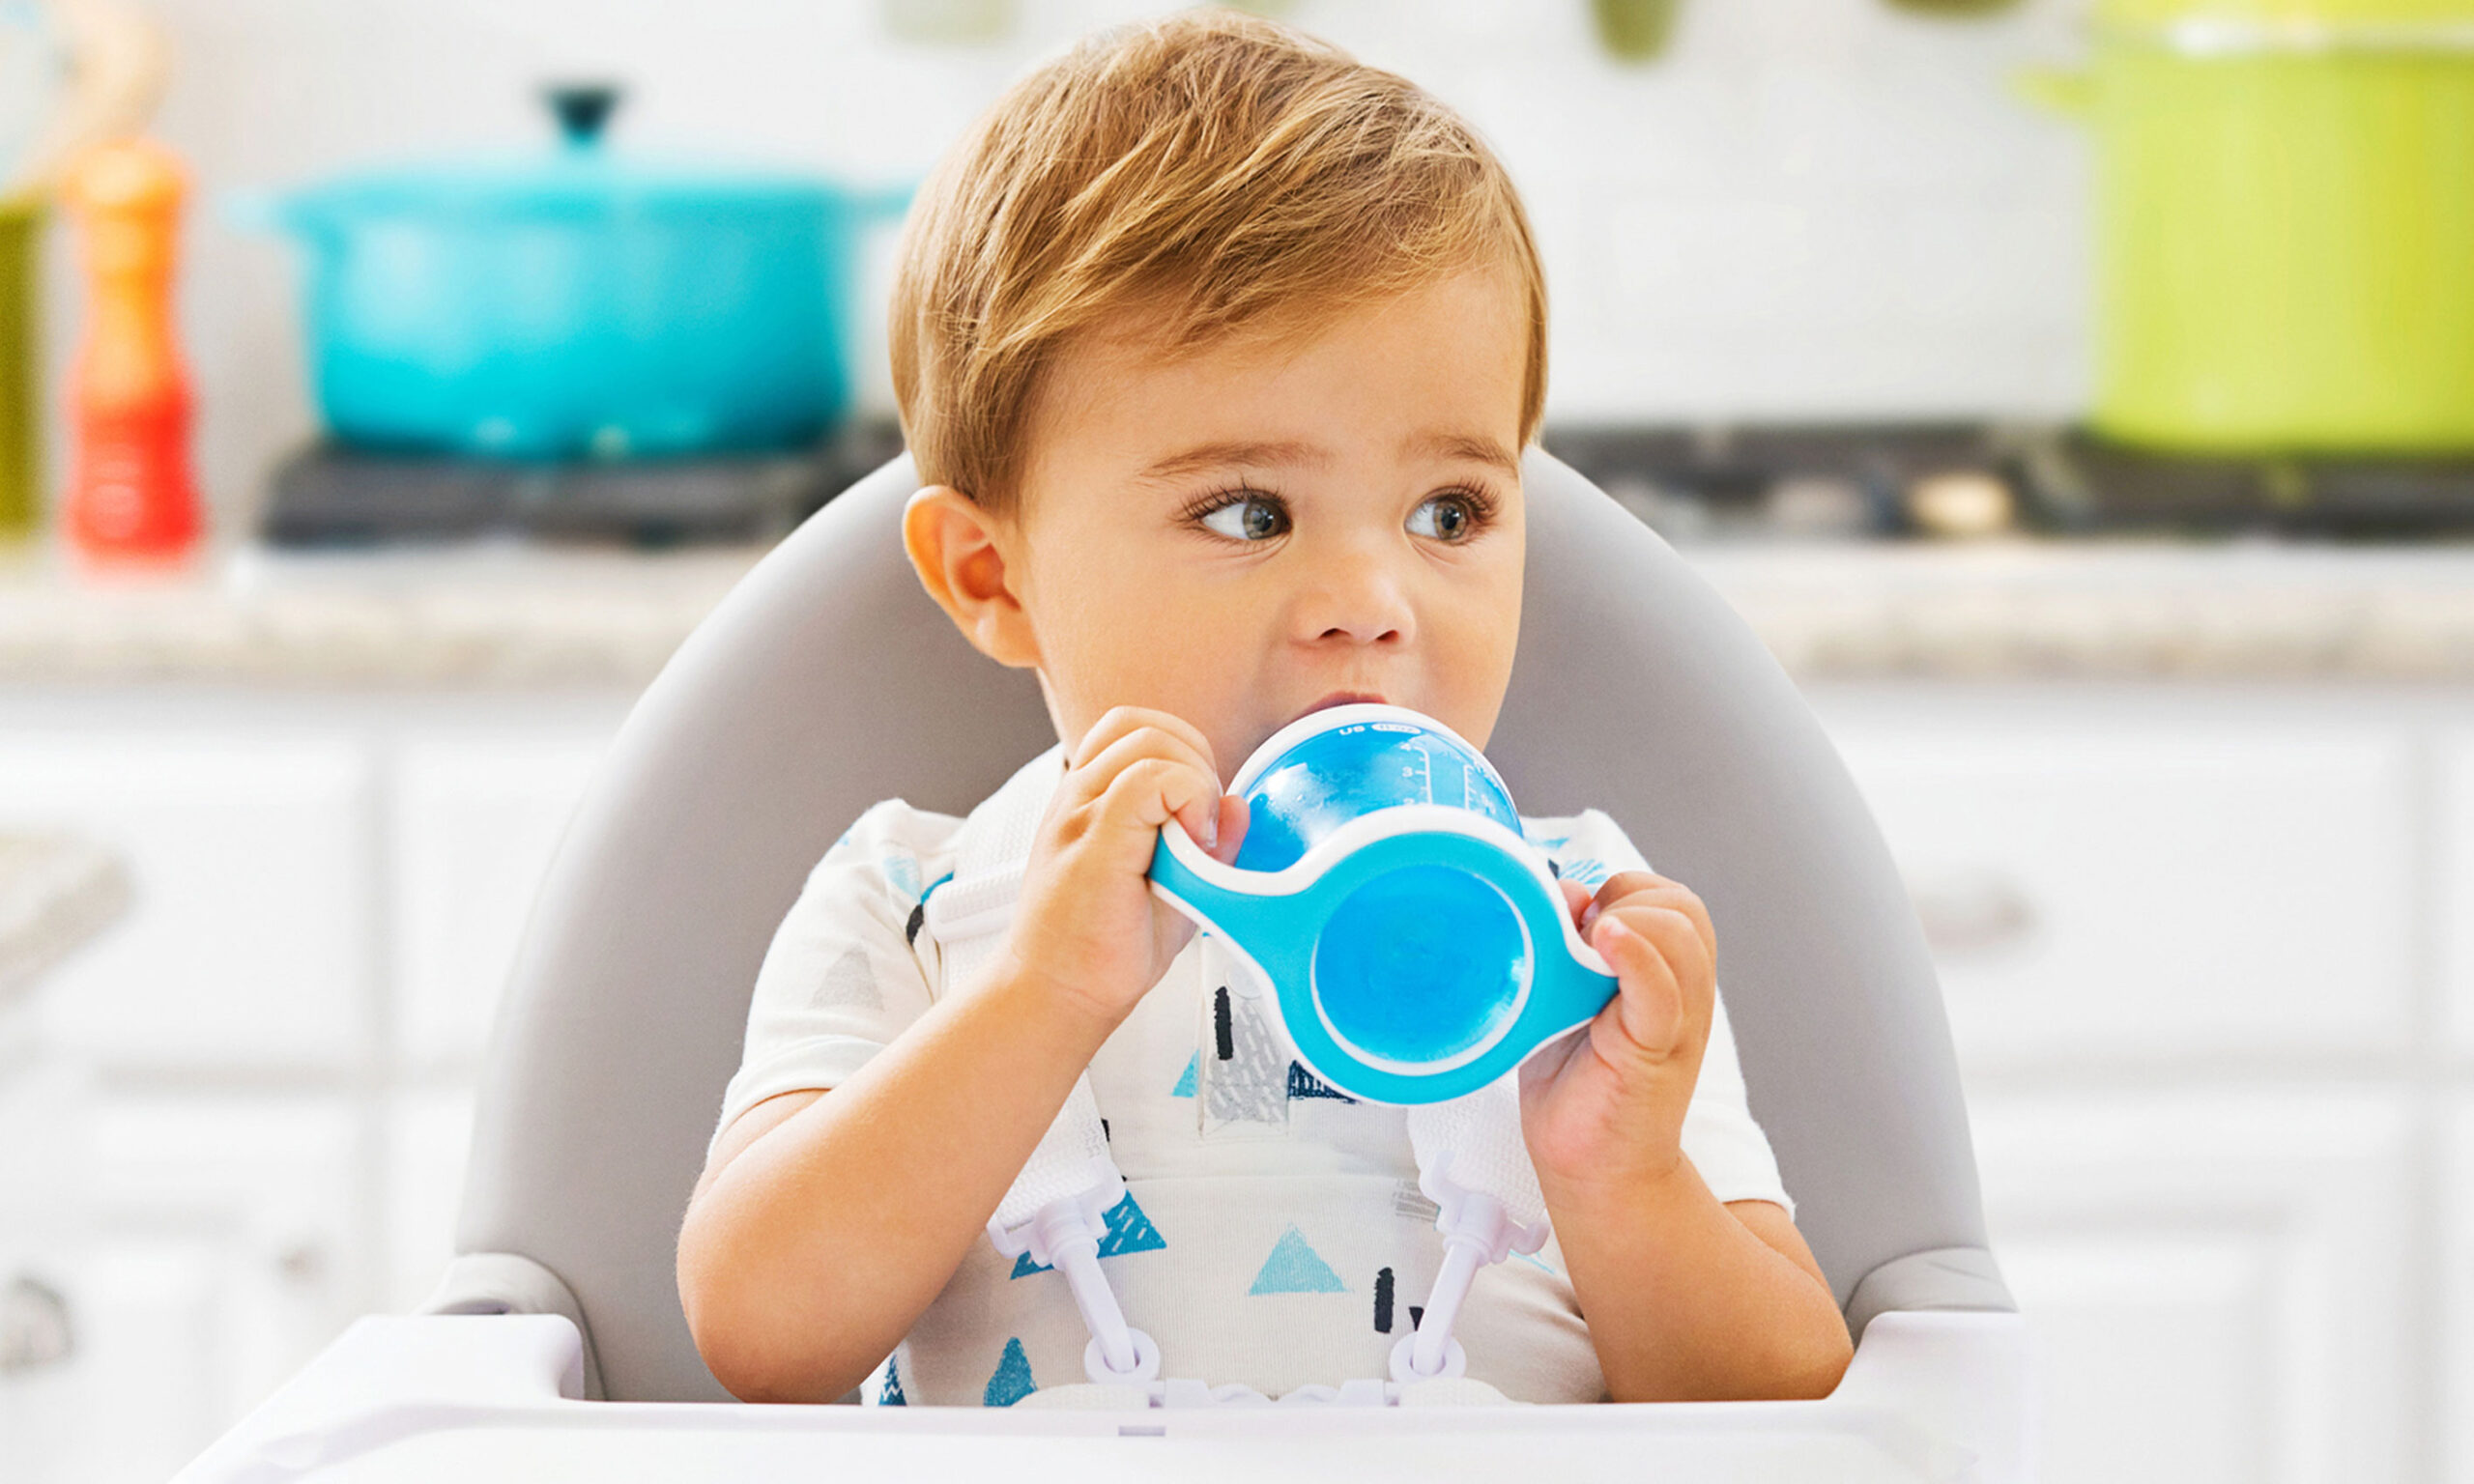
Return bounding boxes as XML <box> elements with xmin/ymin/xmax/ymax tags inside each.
<box><xmin>1402</xmin><ymin>1080</ymin><xmax>1551</xmax><ymax>1381</ymax></box>
<box><xmin>923</xmin><ymin>743</ymin><xmax>1551</xmax><ymax>1403</ymax></box>
<box><xmin>921</xmin><ymin>746</ymin><xmax>1154</xmax><ymax>1383</ymax></box>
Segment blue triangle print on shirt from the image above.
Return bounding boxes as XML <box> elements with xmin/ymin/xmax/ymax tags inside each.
<box><xmin>1170</xmin><ymin>1050</ymin><xmax>1197</xmax><ymax>1098</ymax></box>
<box><xmin>1098</xmin><ymin>1189</ymin><xmax>1166</xmax><ymax>1257</ymax></box>
<box><xmin>1009</xmin><ymin>1190</ymin><xmax>1167</xmax><ymax>1277</ymax></box>
<box><xmin>877</xmin><ymin>1355</ymin><xmax>906</xmax><ymax>1405</ymax></box>
<box><xmin>1286</xmin><ymin>1060</ymin><xmax>1355</xmax><ymax>1101</ymax></box>
<box><xmin>984</xmin><ymin>1336</ymin><xmax>1036</xmax><ymax>1407</ymax></box>
<box><xmin>1249</xmin><ymin>1224</ymin><xmax>1348</xmax><ymax>1296</ymax></box>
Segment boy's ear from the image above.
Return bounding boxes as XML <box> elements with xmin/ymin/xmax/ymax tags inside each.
<box><xmin>902</xmin><ymin>485</ymin><xmax>1042</xmax><ymax>670</ymax></box>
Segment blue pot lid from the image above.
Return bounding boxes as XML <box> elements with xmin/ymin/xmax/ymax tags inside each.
<box><xmin>280</xmin><ymin>85</ymin><xmax>832</xmax><ymax>227</ymax></box>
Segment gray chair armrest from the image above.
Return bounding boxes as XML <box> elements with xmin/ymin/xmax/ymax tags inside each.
<box><xmin>1843</xmin><ymin>1246</ymin><xmax>2016</xmax><ymax>1342</ymax></box>
<box><xmin>421</xmin><ymin>1252</ymin><xmax>607</xmax><ymax>1401</ymax></box>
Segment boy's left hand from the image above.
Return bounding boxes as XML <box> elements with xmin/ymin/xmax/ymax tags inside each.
<box><xmin>1517</xmin><ymin>870</ymin><xmax>1716</xmax><ymax>1199</ymax></box>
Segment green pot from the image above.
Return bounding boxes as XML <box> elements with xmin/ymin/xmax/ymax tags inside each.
<box><xmin>0</xmin><ymin>198</ymin><xmax>39</xmax><ymax>540</ymax></box>
<box><xmin>2023</xmin><ymin>0</ymin><xmax>2474</xmax><ymax>453</ymax></box>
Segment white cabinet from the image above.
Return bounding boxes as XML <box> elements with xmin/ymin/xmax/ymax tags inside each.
<box><xmin>84</xmin><ymin>1094</ymin><xmax>370</xmax><ymax>1407</ymax></box>
<box><xmin>391</xmin><ymin>731</ymin><xmax>608</xmax><ymax>1074</ymax></box>
<box><xmin>0</xmin><ymin>1053</ymin><xmax>90</xmax><ymax>1478</ymax></box>
<box><xmin>382</xmin><ymin>1086</ymin><xmax>476</xmax><ymax>1316</ymax></box>
<box><xmin>2436</xmin><ymin>736</ymin><xmax>2474</xmax><ymax>1060</ymax></box>
<box><xmin>1822</xmin><ymin>706</ymin><xmax>2417</xmax><ymax>1070</ymax></box>
<box><xmin>5</xmin><ymin>1094</ymin><xmax>365</xmax><ymax>1484</ymax></box>
<box><xmin>1973</xmin><ymin>1090</ymin><xmax>2415</xmax><ymax>1484</ymax></box>
<box><xmin>30</xmin><ymin>1236</ymin><xmax>228</xmax><ymax>1484</ymax></box>
<box><xmin>1811</xmin><ymin>690</ymin><xmax>2436</xmax><ymax>1484</ymax></box>
<box><xmin>2444</xmin><ymin>1098</ymin><xmax>2474</xmax><ymax>1484</ymax></box>
<box><xmin>0</xmin><ymin>694</ymin><xmax>625</xmax><ymax>1484</ymax></box>
<box><xmin>0</xmin><ymin>731</ymin><xmax>374</xmax><ymax>1071</ymax></box>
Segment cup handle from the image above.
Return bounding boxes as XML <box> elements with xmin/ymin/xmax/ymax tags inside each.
<box><xmin>1148</xmin><ymin>823</ymin><xmax>1248</xmax><ymax>929</ymax></box>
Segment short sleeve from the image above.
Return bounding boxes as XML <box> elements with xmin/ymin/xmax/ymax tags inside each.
<box><xmin>706</xmin><ymin>799</ymin><xmax>955</xmax><ymax>1160</ymax></box>
<box><xmin>1522</xmin><ymin>808</ymin><xmax>1795</xmax><ymax>1215</ymax></box>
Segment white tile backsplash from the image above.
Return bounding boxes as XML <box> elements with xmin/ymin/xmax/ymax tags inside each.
<box><xmin>37</xmin><ymin>0</ymin><xmax>2102</xmax><ymax>526</ymax></box>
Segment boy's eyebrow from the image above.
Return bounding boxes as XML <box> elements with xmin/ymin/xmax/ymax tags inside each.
<box><xmin>1134</xmin><ymin>439</ymin><xmax>1332</xmax><ymax>486</ymax></box>
<box><xmin>1408</xmin><ymin>431</ymin><xmax>1521</xmax><ymax>476</ymax></box>
<box><xmin>1134</xmin><ymin>434</ymin><xmax>1519</xmax><ymax>486</ymax></box>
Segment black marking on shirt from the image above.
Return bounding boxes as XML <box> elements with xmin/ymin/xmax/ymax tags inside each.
<box><xmin>1409</xmin><ymin>1304</ymin><xmax>1424</xmax><ymax>1331</ymax></box>
<box><xmin>1374</xmin><ymin>1267</ymin><xmax>1395</xmax><ymax>1332</ymax></box>
<box><xmin>1286</xmin><ymin>1061</ymin><xmax>1356</xmax><ymax>1102</ymax></box>
<box><xmin>1547</xmin><ymin>857</ymin><xmax>1561</xmax><ymax>879</ymax></box>
<box><xmin>905</xmin><ymin>901</ymin><xmax>926</xmax><ymax>947</ymax></box>
<box><xmin>1100</xmin><ymin>1118</ymin><xmax>1110</xmax><ymax>1143</ymax></box>
<box><xmin>1214</xmin><ymin>985</ymin><xmax>1234</xmax><ymax>1060</ymax></box>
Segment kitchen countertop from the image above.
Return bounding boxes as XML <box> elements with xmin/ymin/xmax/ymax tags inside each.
<box><xmin>4</xmin><ymin>537</ymin><xmax>2474</xmax><ymax>688</ymax></box>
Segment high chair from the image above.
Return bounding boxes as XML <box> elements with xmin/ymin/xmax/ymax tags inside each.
<box><xmin>176</xmin><ymin>451</ymin><xmax>2031</xmax><ymax>1482</ymax></box>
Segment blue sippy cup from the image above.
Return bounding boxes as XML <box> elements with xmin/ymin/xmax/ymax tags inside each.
<box><xmin>1147</xmin><ymin>703</ymin><xmax>1619</xmax><ymax>1105</ymax></box>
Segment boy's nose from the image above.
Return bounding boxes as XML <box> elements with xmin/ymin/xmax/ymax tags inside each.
<box><xmin>1291</xmin><ymin>543</ymin><xmax>1415</xmax><ymax>647</ymax></box>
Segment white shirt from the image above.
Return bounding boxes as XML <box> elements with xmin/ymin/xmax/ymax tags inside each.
<box><xmin>711</xmin><ymin>757</ymin><xmax>1792</xmax><ymax>1406</ymax></box>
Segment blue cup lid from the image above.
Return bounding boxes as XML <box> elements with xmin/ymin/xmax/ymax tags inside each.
<box><xmin>1228</xmin><ymin>704</ymin><xmax>1518</xmax><ymax>873</ymax></box>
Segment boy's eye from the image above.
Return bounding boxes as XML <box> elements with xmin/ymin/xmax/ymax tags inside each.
<box><xmin>1407</xmin><ymin>492</ymin><xmax>1482</xmax><ymax>542</ymax></box>
<box><xmin>1199</xmin><ymin>493</ymin><xmax>1290</xmax><ymax>542</ymax></box>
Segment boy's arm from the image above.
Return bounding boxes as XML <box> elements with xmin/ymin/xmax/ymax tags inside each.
<box><xmin>1523</xmin><ymin>868</ymin><xmax>1854</xmax><ymax>1402</ymax></box>
<box><xmin>677</xmin><ymin>959</ymin><xmax>1119</xmax><ymax>1403</ymax></box>
<box><xmin>1541</xmin><ymin>1160</ymin><xmax>1851</xmax><ymax>1403</ymax></box>
<box><xmin>676</xmin><ymin>706</ymin><xmax>1242</xmax><ymax>1404</ymax></box>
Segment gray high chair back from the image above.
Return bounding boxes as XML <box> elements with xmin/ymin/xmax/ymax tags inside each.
<box><xmin>438</xmin><ymin>451</ymin><xmax>2014</xmax><ymax>1402</ymax></box>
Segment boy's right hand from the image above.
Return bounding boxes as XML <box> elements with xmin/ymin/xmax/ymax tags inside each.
<box><xmin>999</xmin><ymin>706</ymin><xmax>1249</xmax><ymax>1030</ymax></box>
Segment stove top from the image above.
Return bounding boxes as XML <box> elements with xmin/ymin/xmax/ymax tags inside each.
<box><xmin>259</xmin><ymin>422</ymin><xmax>906</xmax><ymax>549</ymax></box>
<box><xmin>1543</xmin><ymin>423</ymin><xmax>2474</xmax><ymax>543</ymax></box>
<box><xmin>258</xmin><ymin>418</ymin><xmax>2474</xmax><ymax>549</ymax></box>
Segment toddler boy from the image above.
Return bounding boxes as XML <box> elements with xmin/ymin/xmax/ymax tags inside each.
<box><xmin>676</xmin><ymin>9</ymin><xmax>1852</xmax><ymax>1407</ymax></box>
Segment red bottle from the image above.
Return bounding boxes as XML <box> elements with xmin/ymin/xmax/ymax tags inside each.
<box><xmin>60</xmin><ymin>136</ymin><xmax>200</xmax><ymax>564</ymax></box>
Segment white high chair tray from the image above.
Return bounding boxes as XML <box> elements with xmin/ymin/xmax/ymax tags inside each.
<box><xmin>176</xmin><ymin>1311</ymin><xmax>2028</xmax><ymax>1484</ymax></box>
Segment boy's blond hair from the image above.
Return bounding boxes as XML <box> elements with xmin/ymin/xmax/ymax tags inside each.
<box><xmin>888</xmin><ymin>8</ymin><xmax>1548</xmax><ymax>516</ymax></box>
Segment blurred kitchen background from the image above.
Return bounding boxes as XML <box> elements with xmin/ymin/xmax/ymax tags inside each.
<box><xmin>3</xmin><ymin>0</ymin><xmax>2472</xmax><ymax>1479</ymax></box>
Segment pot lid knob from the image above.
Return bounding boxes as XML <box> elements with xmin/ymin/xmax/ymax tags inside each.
<box><xmin>543</xmin><ymin>83</ymin><xmax>621</xmax><ymax>150</ymax></box>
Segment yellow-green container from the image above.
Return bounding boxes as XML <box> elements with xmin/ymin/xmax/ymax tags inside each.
<box><xmin>0</xmin><ymin>199</ymin><xmax>39</xmax><ymax>537</ymax></box>
<box><xmin>2041</xmin><ymin>0</ymin><xmax>2474</xmax><ymax>452</ymax></box>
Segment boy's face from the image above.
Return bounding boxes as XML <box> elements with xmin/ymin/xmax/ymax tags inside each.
<box><xmin>914</xmin><ymin>268</ymin><xmax>1528</xmax><ymax>782</ymax></box>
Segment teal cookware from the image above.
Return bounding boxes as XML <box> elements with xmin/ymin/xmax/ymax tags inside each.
<box><xmin>251</xmin><ymin>87</ymin><xmax>909</xmax><ymax>460</ymax></box>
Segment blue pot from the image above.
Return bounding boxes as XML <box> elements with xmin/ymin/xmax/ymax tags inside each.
<box><xmin>253</xmin><ymin>88</ymin><xmax>909</xmax><ymax>460</ymax></box>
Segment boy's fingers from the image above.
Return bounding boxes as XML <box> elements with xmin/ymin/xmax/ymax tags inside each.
<box><xmin>1587</xmin><ymin>872</ymin><xmax>1715</xmax><ymax>961</ymax></box>
<box><xmin>1210</xmin><ymin>794</ymin><xmax>1251</xmax><ymax>865</ymax></box>
<box><xmin>1593</xmin><ymin>918</ymin><xmax>1687</xmax><ymax>1056</ymax></box>
<box><xmin>1074</xmin><ymin>723</ymin><xmax>1215</xmax><ymax>792</ymax></box>
<box><xmin>1095</xmin><ymin>753</ymin><xmax>1226</xmax><ymax>851</ymax></box>
<box><xmin>1063</xmin><ymin>726</ymin><xmax>1224</xmax><ymax>840</ymax></box>
<box><xmin>1558</xmin><ymin>878</ymin><xmax>1593</xmax><ymax>927</ymax></box>
<box><xmin>1579</xmin><ymin>870</ymin><xmax>1654</xmax><ymax>930</ymax></box>
<box><xmin>1068</xmin><ymin>704</ymin><xmax>1157</xmax><ymax>768</ymax></box>
<box><xmin>1071</xmin><ymin>705</ymin><xmax>1223</xmax><ymax>783</ymax></box>
<box><xmin>1597</xmin><ymin>903</ymin><xmax>1714</xmax><ymax>1015</ymax></box>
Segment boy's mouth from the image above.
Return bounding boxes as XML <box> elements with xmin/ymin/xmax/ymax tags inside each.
<box><xmin>1294</xmin><ymin>691</ymin><xmax>1387</xmax><ymax>724</ymax></box>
